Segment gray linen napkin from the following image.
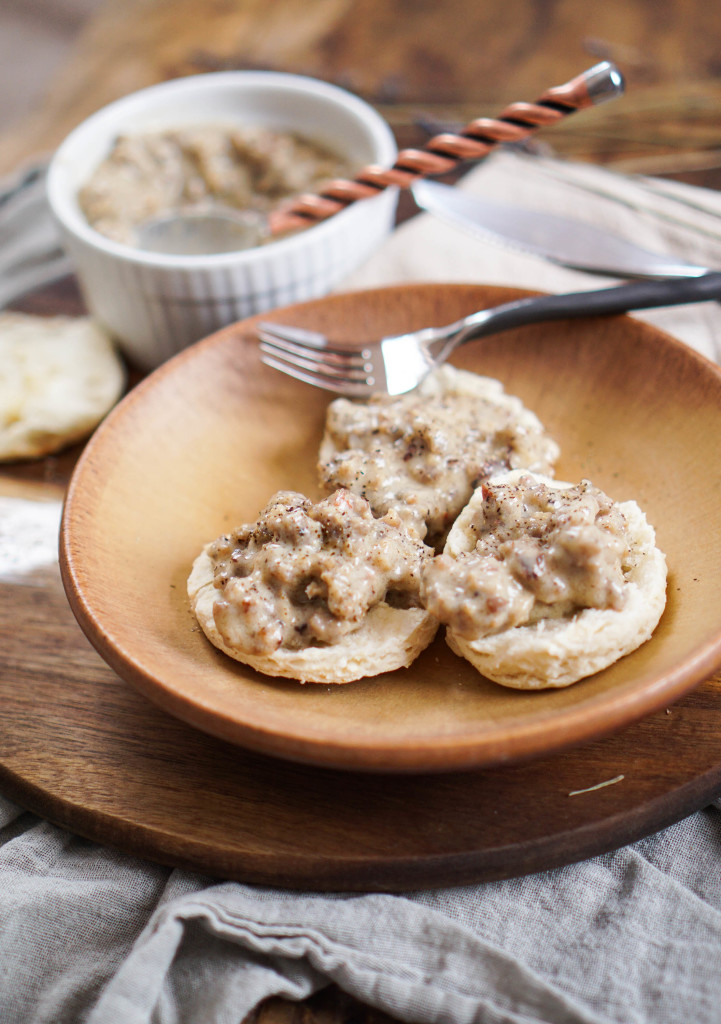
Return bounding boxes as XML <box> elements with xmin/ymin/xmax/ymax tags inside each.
<box><xmin>2</xmin><ymin>151</ymin><xmax>721</xmax><ymax>1024</ymax></box>
<box><xmin>0</xmin><ymin>161</ymin><xmax>71</xmax><ymax>306</ymax></box>
<box><xmin>2</xmin><ymin>793</ymin><xmax>720</xmax><ymax>1024</ymax></box>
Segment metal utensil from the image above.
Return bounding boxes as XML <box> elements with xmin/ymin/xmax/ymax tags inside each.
<box><xmin>138</xmin><ymin>208</ymin><xmax>268</xmax><ymax>256</ymax></box>
<box><xmin>411</xmin><ymin>178</ymin><xmax>708</xmax><ymax>279</ymax></box>
<box><xmin>258</xmin><ymin>272</ymin><xmax>721</xmax><ymax>396</ymax></box>
<box><xmin>137</xmin><ymin>61</ymin><xmax>624</xmax><ymax>256</ymax></box>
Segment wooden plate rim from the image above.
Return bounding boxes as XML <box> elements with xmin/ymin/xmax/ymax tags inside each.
<box><xmin>59</xmin><ymin>282</ymin><xmax>721</xmax><ymax>773</ymax></box>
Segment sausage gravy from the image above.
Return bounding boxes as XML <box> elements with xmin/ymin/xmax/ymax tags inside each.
<box><xmin>318</xmin><ymin>366</ymin><xmax>559</xmax><ymax>546</ymax></box>
<box><xmin>79</xmin><ymin>124</ymin><xmax>350</xmax><ymax>246</ymax></box>
<box><xmin>206</xmin><ymin>489</ymin><xmax>432</xmax><ymax>654</ymax></box>
<box><xmin>422</xmin><ymin>473</ymin><xmax>631</xmax><ymax>639</ymax></box>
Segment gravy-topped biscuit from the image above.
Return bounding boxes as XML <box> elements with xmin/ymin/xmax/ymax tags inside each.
<box><xmin>421</xmin><ymin>469</ymin><xmax>667</xmax><ymax>688</ymax></box>
<box><xmin>188</xmin><ymin>489</ymin><xmax>438</xmax><ymax>683</ymax></box>
<box><xmin>318</xmin><ymin>364</ymin><xmax>559</xmax><ymax>547</ymax></box>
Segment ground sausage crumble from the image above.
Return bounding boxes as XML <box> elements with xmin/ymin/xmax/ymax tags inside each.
<box><xmin>208</xmin><ymin>489</ymin><xmax>432</xmax><ymax>654</ymax></box>
<box><xmin>318</xmin><ymin>369</ymin><xmax>559</xmax><ymax>547</ymax></box>
<box><xmin>420</xmin><ymin>475</ymin><xmax>630</xmax><ymax>640</ymax></box>
<box><xmin>79</xmin><ymin>124</ymin><xmax>351</xmax><ymax>246</ymax></box>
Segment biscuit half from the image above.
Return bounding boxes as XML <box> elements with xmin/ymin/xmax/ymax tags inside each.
<box><xmin>0</xmin><ymin>312</ymin><xmax>125</xmax><ymax>461</ymax></box>
<box><xmin>443</xmin><ymin>472</ymin><xmax>667</xmax><ymax>689</ymax></box>
<box><xmin>188</xmin><ymin>547</ymin><xmax>438</xmax><ymax>684</ymax></box>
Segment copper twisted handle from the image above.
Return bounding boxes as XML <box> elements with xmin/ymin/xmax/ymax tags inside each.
<box><xmin>268</xmin><ymin>61</ymin><xmax>624</xmax><ymax>236</ymax></box>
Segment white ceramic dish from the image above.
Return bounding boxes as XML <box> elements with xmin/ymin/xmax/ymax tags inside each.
<box><xmin>46</xmin><ymin>72</ymin><xmax>398</xmax><ymax>369</ymax></box>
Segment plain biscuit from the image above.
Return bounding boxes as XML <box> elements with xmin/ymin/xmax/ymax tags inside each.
<box><xmin>0</xmin><ymin>312</ymin><xmax>125</xmax><ymax>461</ymax></box>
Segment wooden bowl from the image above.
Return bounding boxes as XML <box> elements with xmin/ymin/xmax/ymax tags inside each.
<box><xmin>59</xmin><ymin>283</ymin><xmax>721</xmax><ymax>772</ymax></box>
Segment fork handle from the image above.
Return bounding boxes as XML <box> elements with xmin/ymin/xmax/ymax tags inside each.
<box><xmin>457</xmin><ymin>272</ymin><xmax>721</xmax><ymax>345</ymax></box>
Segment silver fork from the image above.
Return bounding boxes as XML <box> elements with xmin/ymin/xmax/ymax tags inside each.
<box><xmin>259</xmin><ymin>272</ymin><xmax>721</xmax><ymax>396</ymax></box>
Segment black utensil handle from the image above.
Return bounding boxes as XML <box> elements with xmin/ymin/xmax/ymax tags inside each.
<box><xmin>461</xmin><ymin>272</ymin><xmax>721</xmax><ymax>343</ymax></box>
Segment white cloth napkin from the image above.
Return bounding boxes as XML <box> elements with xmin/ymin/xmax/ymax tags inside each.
<box><xmin>2</xmin><ymin>151</ymin><xmax>721</xmax><ymax>1024</ymax></box>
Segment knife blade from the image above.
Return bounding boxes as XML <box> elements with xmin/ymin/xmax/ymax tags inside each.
<box><xmin>411</xmin><ymin>178</ymin><xmax>708</xmax><ymax>279</ymax></box>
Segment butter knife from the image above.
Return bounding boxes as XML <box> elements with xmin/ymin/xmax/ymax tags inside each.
<box><xmin>411</xmin><ymin>178</ymin><xmax>708</xmax><ymax>279</ymax></box>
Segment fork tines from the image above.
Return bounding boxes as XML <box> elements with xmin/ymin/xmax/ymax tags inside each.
<box><xmin>257</xmin><ymin>321</ymin><xmax>375</xmax><ymax>394</ymax></box>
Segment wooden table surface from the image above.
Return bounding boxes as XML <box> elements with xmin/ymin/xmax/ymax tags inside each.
<box><xmin>4</xmin><ymin>0</ymin><xmax>721</xmax><ymax>184</ymax></box>
<box><xmin>2</xmin><ymin>2</ymin><xmax>721</xmax><ymax>1021</ymax></box>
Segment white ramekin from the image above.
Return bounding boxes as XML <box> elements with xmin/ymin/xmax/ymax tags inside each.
<box><xmin>46</xmin><ymin>72</ymin><xmax>398</xmax><ymax>369</ymax></box>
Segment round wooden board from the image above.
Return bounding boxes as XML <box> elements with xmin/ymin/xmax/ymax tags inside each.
<box><xmin>2</xmin><ymin>279</ymin><xmax>720</xmax><ymax>890</ymax></box>
<box><xmin>1</xmin><ymin>494</ymin><xmax>720</xmax><ymax>891</ymax></box>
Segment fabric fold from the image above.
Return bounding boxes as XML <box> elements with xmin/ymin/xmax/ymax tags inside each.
<box><xmin>86</xmin><ymin>809</ymin><xmax>721</xmax><ymax>1024</ymax></box>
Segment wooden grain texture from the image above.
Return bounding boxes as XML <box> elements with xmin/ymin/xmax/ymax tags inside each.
<box><xmin>3</xmin><ymin>0</ymin><xmax>721</xmax><ymax>183</ymax></box>
<box><xmin>3</xmin><ymin>502</ymin><xmax>721</xmax><ymax>890</ymax></box>
<box><xmin>58</xmin><ymin>283</ymin><xmax>721</xmax><ymax>774</ymax></box>
<box><xmin>2</xmin><ymin>282</ymin><xmax>721</xmax><ymax>894</ymax></box>
<box><xmin>2</xmin><ymin>3</ymin><xmax>721</xmax><ymax>1021</ymax></box>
